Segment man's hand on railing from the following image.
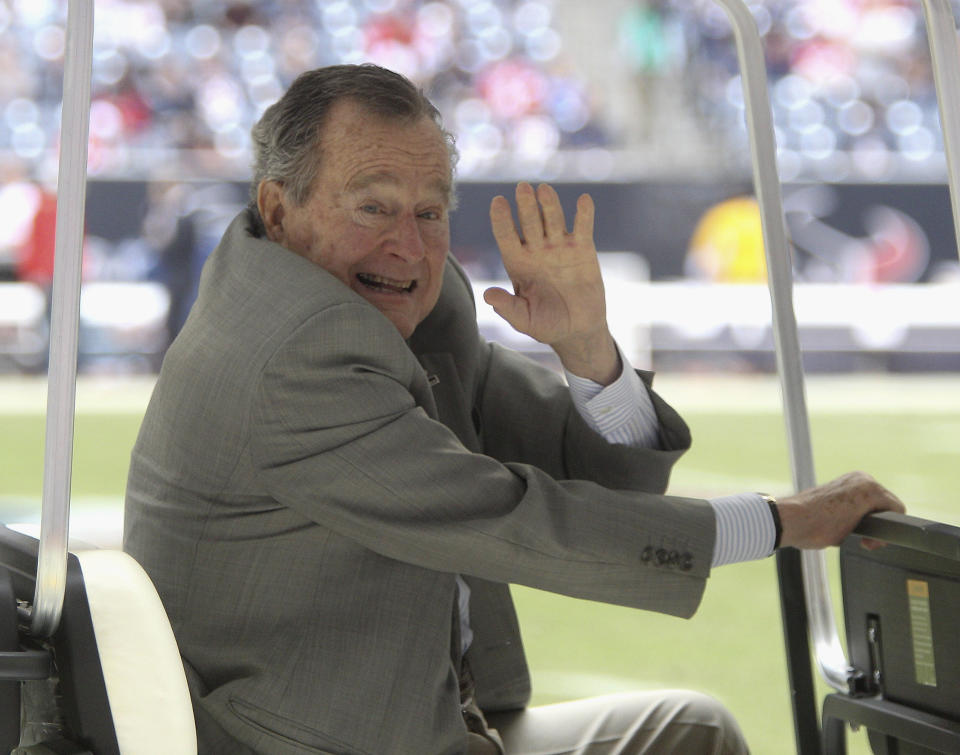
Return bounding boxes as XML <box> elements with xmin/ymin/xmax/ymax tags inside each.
<box><xmin>776</xmin><ymin>471</ymin><xmax>906</xmax><ymax>551</ymax></box>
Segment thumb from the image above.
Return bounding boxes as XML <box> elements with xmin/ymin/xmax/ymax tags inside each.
<box><xmin>483</xmin><ymin>287</ymin><xmax>530</xmax><ymax>333</ymax></box>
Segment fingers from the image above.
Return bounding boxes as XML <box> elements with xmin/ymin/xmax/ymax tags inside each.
<box><xmin>573</xmin><ymin>193</ymin><xmax>595</xmax><ymax>242</ymax></box>
<box><xmin>516</xmin><ymin>182</ymin><xmax>547</xmax><ymax>245</ymax></box>
<box><xmin>845</xmin><ymin>471</ymin><xmax>905</xmax><ymax>516</ymax></box>
<box><xmin>489</xmin><ymin>195</ymin><xmax>522</xmax><ymax>257</ymax></box>
<box><xmin>876</xmin><ymin>483</ymin><xmax>906</xmax><ymax>515</ymax></box>
<box><xmin>536</xmin><ymin>183</ymin><xmax>567</xmax><ymax>239</ymax></box>
<box><xmin>849</xmin><ymin>475</ymin><xmax>904</xmax><ymax>550</ymax></box>
<box><xmin>482</xmin><ymin>286</ymin><xmax>530</xmax><ymax>333</ymax></box>
<box><xmin>490</xmin><ymin>183</ymin><xmax>589</xmax><ymax>251</ymax></box>
<box><xmin>780</xmin><ymin>471</ymin><xmax>906</xmax><ymax>550</ymax></box>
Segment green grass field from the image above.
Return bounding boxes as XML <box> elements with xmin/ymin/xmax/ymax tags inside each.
<box><xmin>2</xmin><ymin>372</ymin><xmax>958</xmax><ymax>754</ymax></box>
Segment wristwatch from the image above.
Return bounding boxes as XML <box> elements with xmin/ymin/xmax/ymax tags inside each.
<box><xmin>759</xmin><ymin>493</ymin><xmax>782</xmax><ymax>550</ymax></box>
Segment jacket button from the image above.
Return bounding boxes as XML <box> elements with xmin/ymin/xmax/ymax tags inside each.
<box><xmin>680</xmin><ymin>553</ymin><xmax>693</xmax><ymax>571</ymax></box>
<box><xmin>656</xmin><ymin>548</ymin><xmax>668</xmax><ymax>565</ymax></box>
<box><xmin>641</xmin><ymin>546</ymin><xmax>654</xmax><ymax>564</ymax></box>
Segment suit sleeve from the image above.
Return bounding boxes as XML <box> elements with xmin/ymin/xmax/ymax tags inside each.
<box><xmin>249</xmin><ymin>300</ymin><xmax>715</xmax><ymax>619</ymax></box>
<box><xmin>476</xmin><ymin>342</ymin><xmax>692</xmax><ymax>493</ymax></box>
<box><xmin>416</xmin><ymin>254</ymin><xmax>693</xmax><ymax>493</ymax></box>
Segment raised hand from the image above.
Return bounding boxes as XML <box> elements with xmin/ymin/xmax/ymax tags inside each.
<box><xmin>484</xmin><ymin>182</ymin><xmax>620</xmax><ymax>384</ymax></box>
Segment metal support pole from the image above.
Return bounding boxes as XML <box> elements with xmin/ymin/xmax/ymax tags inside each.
<box><xmin>776</xmin><ymin>548</ymin><xmax>823</xmax><ymax>755</ymax></box>
<box><xmin>920</xmin><ymin>0</ymin><xmax>960</xmax><ymax>264</ymax></box>
<box><xmin>709</xmin><ymin>0</ymin><xmax>854</xmax><ymax>749</ymax></box>
<box><xmin>32</xmin><ymin>0</ymin><xmax>94</xmax><ymax>638</ymax></box>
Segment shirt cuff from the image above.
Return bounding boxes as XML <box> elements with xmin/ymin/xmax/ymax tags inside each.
<box><xmin>709</xmin><ymin>492</ymin><xmax>778</xmax><ymax>567</ymax></box>
<box><xmin>564</xmin><ymin>343</ymin><xmax>660</xmax><ymax>448</ymax></box>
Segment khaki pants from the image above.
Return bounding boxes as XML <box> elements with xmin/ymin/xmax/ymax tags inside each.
<box><xmin>470</xmin><ymin>690</ymin><xmax>749</xmax><ymax>755</ymax></box>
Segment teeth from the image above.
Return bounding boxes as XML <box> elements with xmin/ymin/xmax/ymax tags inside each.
<box><xmin>357</xmin><ymin>273</ymin><xmax>414</xmax><ymax>291</ymax></box>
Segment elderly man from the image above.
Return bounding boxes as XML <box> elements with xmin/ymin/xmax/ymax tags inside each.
<box><xmin>124</xmin><ymin>64</ymin><xmax>903</xmax><ymax>754</ymax></box>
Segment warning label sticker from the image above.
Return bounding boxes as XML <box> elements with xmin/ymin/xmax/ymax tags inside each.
<box><xmin>907</xmin><ymin>579</ymin><xmax>937</xmax><ymax>687</ymax></box>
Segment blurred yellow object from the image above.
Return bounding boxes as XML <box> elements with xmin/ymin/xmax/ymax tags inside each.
<box><xmin>687</xmin><ymin>196</ymin><xmax>767</xmax><ymax>282</ymax></box>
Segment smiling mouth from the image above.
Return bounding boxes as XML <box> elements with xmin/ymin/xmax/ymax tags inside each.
<box><xmin>356</xmin><ymin>273</ymin><xmax>416</xmax><ymax>294</ymax></box>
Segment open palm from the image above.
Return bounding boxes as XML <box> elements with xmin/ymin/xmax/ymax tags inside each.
<box><xmin>484</xmin><ymin>182</ymin><xmax>618</xmax><ymax>383</ymax></box>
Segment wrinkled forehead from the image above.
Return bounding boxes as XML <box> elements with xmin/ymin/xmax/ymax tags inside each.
<box><xmin>346</xmin><ymin>169</ymin><xmax>452</xmax><ymax>204</ymax></box>
<box><xmin>318</xmin><ymin>100</ymin><xmax>455</xmax><ymax>199</ymax></box>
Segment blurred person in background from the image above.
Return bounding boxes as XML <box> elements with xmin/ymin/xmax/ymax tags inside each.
<box><xmin>124</xmin><ymin>64</ymin><xmax>904</xmax><ymax>755</ymax></box>
<box><xmin>14</xmin><ymin>179</ymin><xmax>58</xmax><ymax>288</ymax></box>
<box><xmin>4</xmin><ymin>161</ymin><xmax>89</xmax><ymax>294</ymax></box>
<box><xmin>0</xmin><ymin>157</ymin><xmax>43</xmax><ymax>281</ymax></box>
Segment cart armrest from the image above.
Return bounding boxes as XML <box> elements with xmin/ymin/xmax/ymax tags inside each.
<box><xmin>853</xmin><ymin>512</ymin><xmax>960</xmax><ymax>561</ymax></box>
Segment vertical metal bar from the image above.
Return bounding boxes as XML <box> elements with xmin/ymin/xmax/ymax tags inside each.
<box><xmin>708</xmin><ymin>2</ymin><xmax>815</xmax><ymax>491</ymax></box>
<box><xmin>709</xmin><ymin>0</ymin><xmax>853</xmax><ymax>749</ymax></box>
<box><xmin>31</xmin><ymin>0</ymin><xmax>95</xmax><ymax>638</ymax></box>
<box><xmin>920</xmin><ymin>0</ymin><xmax>960</xmax><ymax>263</ymax></box>
<box><xmin>776</xmin><ymin>548</ymin><xmax>823</xmax><ymax>755</ymax></box>
<box><xmin>709</xmin><ymin>2</ymin><xmax>960</xmax><ymax>749</ymax></box>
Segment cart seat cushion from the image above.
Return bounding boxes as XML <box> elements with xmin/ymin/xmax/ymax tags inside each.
<box><xmin>74</xmin><ymin>549</ymin><xmax>196</xmax><ymax>755</ymax></box>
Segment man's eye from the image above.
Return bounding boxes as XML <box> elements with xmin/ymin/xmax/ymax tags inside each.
<box><xmin>361</xmin><ymin>204</ymin><xmax>381</xmax><ymax>214</ymax></box>
<box><xmin>418</xmin><ymin>210</ymin><xmax>441</xmax><ymax>221</ymax></box>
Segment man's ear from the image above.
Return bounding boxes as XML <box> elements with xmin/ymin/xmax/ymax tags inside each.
<box><xmin>257</xmin><ymin>180</ymin><xmax>287</xmax><ymax>243</ymax></box>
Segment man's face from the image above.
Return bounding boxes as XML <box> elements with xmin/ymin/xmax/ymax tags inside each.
<box><xmin>263</xmin><ymin>100</ymin><xmax>452</xmax><ymax>339</ymax></box>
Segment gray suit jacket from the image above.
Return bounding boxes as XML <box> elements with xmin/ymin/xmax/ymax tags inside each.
<box><xmin>123</xmin><ymin>210</ymin><xmax>716</xmax><ymax>755</ymax></box>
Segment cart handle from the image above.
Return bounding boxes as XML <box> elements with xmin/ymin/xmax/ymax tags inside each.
<box><xmin>854</xmin><ymin>512</ymin><xmax>960</xmax><ymax>562</ymax></box>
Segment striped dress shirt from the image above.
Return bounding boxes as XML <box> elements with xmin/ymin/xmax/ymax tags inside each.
<box><xmin>564</xmin><ymin>344</ymin><xmax>777</xmax><ymax>567</ymax></box>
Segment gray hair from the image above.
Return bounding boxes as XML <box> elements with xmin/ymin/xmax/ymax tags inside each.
<box><xmin>248</xmin><ymin>64</ymin><xmax>457</xmax><ymax>236</ymax></box>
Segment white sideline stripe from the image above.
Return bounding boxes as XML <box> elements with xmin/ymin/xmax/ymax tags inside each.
<box><xmin>4</xmin><ymin>374</ymin><xmax>960</xmax><ymax>414</ymax></box>
<box><xmin>656</xmin><ymin>374</ymin><xmax>960</xmax><ymax>414</ymax></box>
<box><xmin>4</xmin><ymin>498</ymin><xmax>124</xmax><ymax>550</ymax></box>
<box><xmin>0</xmin><ymin>376</ymin><xmax>156</xmax><ymax>414</ymax></box>
<box><xmin>669</xmin><ymin>473</ymin><xmax>797</xmax><ymax>497</ymax></box>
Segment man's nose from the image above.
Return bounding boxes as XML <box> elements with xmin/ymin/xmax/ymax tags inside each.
<box><xmin>387</xmin><ymin>214</ymin><xmax>426</xmax><ymax>261</ymax></box>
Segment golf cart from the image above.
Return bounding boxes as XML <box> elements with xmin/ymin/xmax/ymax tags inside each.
<box><xmin>0</xmin><ymin>1</ymin><xmax>958</xmax><ymax>753</ymax></box>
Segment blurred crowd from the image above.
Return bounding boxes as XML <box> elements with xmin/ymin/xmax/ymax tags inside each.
<box><xmin>2</xmin><ymin>0</ymin><xmax>957</xmax><ymax>184</ymax></box>
<box><xmin>2</xmin><ymin>0</ymin><xmax>960</xmax><ymax>373</ymax></box>
<box><xmin>636</xmin><ymin>0</ymin><xmax>954</xmax><ymax>181</ymax></box>
<box><xmin>0</xmin><ymin>0</ymin><xmax>605</xmax><ymax>181</ymax></box>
